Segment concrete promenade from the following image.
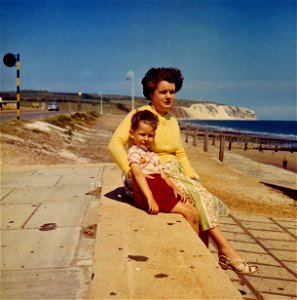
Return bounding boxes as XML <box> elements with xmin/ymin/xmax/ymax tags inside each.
<box><xmin>1</xmin><ymin>163</ymin><xmax>296</xmax><ymax>299</ymax></box>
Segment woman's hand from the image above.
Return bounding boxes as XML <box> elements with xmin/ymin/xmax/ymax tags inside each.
<box><xmin>147</xmin><ymin>198</ymin><xmax>159</xmax><ymax>214</ymax></box>
<box><xmin>173</xmin><ymin>187</ymin><xmax>187</xmax><ymax>203</ymax></box>
<box><xmin>190</xmin><ymin>175</ymin><xmax>200</xmax><ymax>182</ymax></box>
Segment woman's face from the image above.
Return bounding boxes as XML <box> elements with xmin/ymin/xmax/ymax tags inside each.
<box><xmin>150</xmin><ymin>80</ymin><xmax>176</xmax><ymax>115</ymax></box>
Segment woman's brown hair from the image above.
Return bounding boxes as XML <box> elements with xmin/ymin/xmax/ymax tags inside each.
<box><xmin>141</xmin><ymin>67</ymin><xmax>184</xmax><ymax>100</ymax></box>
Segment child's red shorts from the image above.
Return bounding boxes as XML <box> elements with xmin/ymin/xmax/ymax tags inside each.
<box><xmin>132</xmin><ymin>173</ymin><xmax>179</xmax><ymax>213</ymax></box>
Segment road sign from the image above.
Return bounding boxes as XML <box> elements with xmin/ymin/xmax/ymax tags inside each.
<box><xmin>3</xmin><ymin>53</ymin><xmax>17</xmax><ymax>67</ymax></box>
<box><xmin>3</xmin><ymin>53</ymin><xmax>21</xmax><ymax>119</ymax></box>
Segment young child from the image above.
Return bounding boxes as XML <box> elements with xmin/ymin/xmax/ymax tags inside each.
<box><xmin>128</xmin><ymin>109</ymin><xmax>199</xmax><ymax>234</ymax></box>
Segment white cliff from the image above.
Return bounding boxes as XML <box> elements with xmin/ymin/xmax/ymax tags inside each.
<box><xmin>176</xmin><ymin>102</ymin><xmax>256</xmax><ymax>120</ymax></box>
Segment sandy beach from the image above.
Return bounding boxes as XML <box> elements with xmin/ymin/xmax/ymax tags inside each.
<box><xmin>184</xmin><ymin>139</ymin><xmax>295</xmax><ymax>215</ymax></box>
<box><xmin>231</xmin><ymin>146</ymin><xmax>296</xmax><ymax>173</ymax></box>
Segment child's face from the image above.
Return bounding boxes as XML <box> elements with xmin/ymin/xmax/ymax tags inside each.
<box><xmin>130</xmin><ymin>121</ymin><xmax>156</xmax><ymax>150</ymax></box>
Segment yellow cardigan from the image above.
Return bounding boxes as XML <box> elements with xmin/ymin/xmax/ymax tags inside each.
<box><xmin>108</xmin><ymin>105</ymin><xmax>198</xmax><ymax>178</ymax></box>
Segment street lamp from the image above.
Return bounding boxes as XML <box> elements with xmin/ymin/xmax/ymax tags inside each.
<box><xmin>98</xmin><ymin>92</ymin><xmax>103</xmax><ymax>114</ymax></box>
<box><xmin>77</xmin><ymin>91</ymin><xmax>82</xmax><ymax>112</ymax></box>
<box><xmin>126</xmin><ymin>70</ymin><xmax>135</xmax><ymax>111</ymax></box>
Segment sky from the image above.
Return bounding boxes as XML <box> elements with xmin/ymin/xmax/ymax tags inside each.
<box><xmin>1</xmin><ymin>0</ymin><xmax>296</xmax><ymax>120</ymax></box>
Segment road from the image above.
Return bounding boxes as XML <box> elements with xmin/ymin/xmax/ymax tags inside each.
<box><xmin>0</xmin><ymin>110</ymin><xmax>65</xmax><ymax>123</ymax></box>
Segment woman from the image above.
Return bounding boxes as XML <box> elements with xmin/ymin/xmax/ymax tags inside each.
<box><xmin>108</xmin><ymin>67</ymin><xmax>258</xmax><ymax>275</ymax></box>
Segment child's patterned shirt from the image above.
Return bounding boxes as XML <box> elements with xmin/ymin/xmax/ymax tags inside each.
<box><xmin>128</xmin><ymin>145</ymin><xmax>162</xmax><ymax>175</ymax></box>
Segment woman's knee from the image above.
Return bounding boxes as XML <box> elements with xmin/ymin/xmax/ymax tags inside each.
<box><xmin>184</xmin><ymin>206</ymin><xmax>199</xmax><ymax>224</ymax></box>
<box><xmin>185</xmin><ymin>203</ymin><xmax>199</xmax><ymax>221</ymax></box>
<box><xmin>191</xmin><ymin>206</ymin><xmax>199</xmax><ymax>224</ymax></box>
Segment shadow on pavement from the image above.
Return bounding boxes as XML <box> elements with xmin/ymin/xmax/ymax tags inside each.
<box><xmin>261</xmin><ymin>182</ymin><xmax>297</xmax><ymax>200</ymax></box>
<box><xmin>104</xmin><ymin>187</ymin><xmax>135</xmax><ymax>206</ymax></box>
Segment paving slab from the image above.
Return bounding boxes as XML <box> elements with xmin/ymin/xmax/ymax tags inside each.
<box><xmin>1</xmin><ymin>267</ymin><xmax>91</xmax><ymax>299</ymax></box>
<box><xmin>247</xmin><ymin>277</ymin><xmax>297</xmax><ymax>297</ymax></box>
<box><xmin>268</xmin><ymin>249</ymin><xmax>297</xmax><ymax>262</ymax></box>
<box><xmin>240</xmin><ymin>221</ymin><xmax>286</xmax><ymax>231</ymax></box>
<box><xmin>34</xmin><ymin>165</ymin><xmax>101</xmax><ymax>176</ymax></box>
<box><xmin>1</xmin><ymin>174</ymin><xmax>62</xmax><ymax>188</ymax></box>
<box><xmin>281</xmin><ymin>261</ymin><xmax>297</xmax><ymax>273</ymax></box>
<box><xmin>261</xmin><ymin>293</ymin><xmax>297</xmax><ymax>300</ymax></box>
<box><xmin>247</xmin><ymin>229</ymin><xmax>296</xmax><ymax>241</ymax></box>
<box><xmin>57</xmin><ymin>174</ymin><xmax>98</xmax><ymax>187</ymax></box>
<box><xmin>218</xmin><ymin>223</ymin><xmax>247</xmax><ymax>233</ymax></box>
<box><xmin>223</xmin><ymin>231</ymin><xmax>256</xmax><ymax>243</ymax></box>
<box><xmin>1</xmin><ymin>204</ymin><xmax>38</xmax><ymax>229</ymax></box>
<box><xmin>1</xmin><ymin>164</ymin><xmax>104</xmax><ymax>300</ymax></box>
<box><xmin>230</xmin><ymin>213</ymin><xmax>275</xmax><ymax>223</ymax></box>
<box><xmin>24</xmin><ymin>202</ymin><xmax>88</xmax><ymax>228</ymax></box>
<box><xmin>275</xmin><ymin>220</ymin><xmax>297</xmax><ymax>229</ymax></box>
<box><xmin>0</xmin><ymin>188</ymin><xmax>12</xmax><ymax>199</ymax></box>
<box><xmin>228</xmin><ymin>241</ymin><xmax>267</xmax><ymax>254</ymax></box>
<box><xmin>259</xmin><ymin>239</ymin><xmax>297</xmax><ymax>251</ymax></box>
<box><xmin>2</xmin><ymin>227</ymin><xmax>81</xmax><ymax>270</ymax></box>
<box><xmin>1</xmin><ymin>186</ymin><xmax>92</xmax><ymax>204</ymax></box>
<box><xmin>286</xmin><ymin>228</ymin><xmax>297</xmax><ymax>235</ymax></box>
<box><xmin>257</xmin><ymin>264</ymin><xmax>297</xmax><ymax>281</ymax></box>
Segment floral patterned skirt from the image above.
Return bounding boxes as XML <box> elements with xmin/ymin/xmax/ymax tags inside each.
<box><xmin>162</xmin><ymin>158</ymin><xmax>229</xmax><ymax>231</ymax></box>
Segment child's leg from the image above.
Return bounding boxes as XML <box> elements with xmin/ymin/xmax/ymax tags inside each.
<box><xmin>170</xmin><ymin>202</ymin><xmax>199</xmax><ymax>234</ymax></box>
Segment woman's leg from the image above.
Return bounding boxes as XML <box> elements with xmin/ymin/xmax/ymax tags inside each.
<box><xmin>208</xmin><ymin>226</ymin><xmax>239</xmax><ymax>256</ymax></box>
<box><xmin>170</xmin><ymin>202</ymin><xmax>199</xmax><ymax>234</ymax></box>
<box><xmin>199</xmin><ymin>231</ymin><xmax>209</xmax><ymax>247</ymax></box>
<box><xmin>208</xmin><ymin>225</ymin><xmax>259</xmax><ymax>274</ymax></box>
<box><xmin>208</xmin><ymin>225</ymin><xmax>241</xmax><ymax>261</ymax></box>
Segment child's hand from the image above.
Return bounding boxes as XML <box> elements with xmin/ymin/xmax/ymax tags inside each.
<box><xmin>147</xmin><ymin>198</ymin><xmax>159</xmax><ymax>214</ymax></box>
<box><xmin>173</xmin><ymin>188</ymin><xmax>187</xmax><ymax>203</ymax></box>
<box><xmin>144</xmin><ymin>174</ymin><xmax>155</xmax><ymax>179</ymax></box>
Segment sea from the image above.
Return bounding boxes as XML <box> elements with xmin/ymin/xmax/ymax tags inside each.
<box><xmin>178</xmin><ymin>120</ymin><xmax>297</xmax><ymax>148</ymax></box>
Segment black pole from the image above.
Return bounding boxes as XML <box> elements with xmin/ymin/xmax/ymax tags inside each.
<box><xmin>16</xmin><ymin>53</ymin><xmax>20</xmax><ymax>120</ymax></box>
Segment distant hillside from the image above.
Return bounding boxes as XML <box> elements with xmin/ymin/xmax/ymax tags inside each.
<box><xmin>0</xmin><ymin>90</ymin><xmax>256</xmax><ymax>120</ymax></box>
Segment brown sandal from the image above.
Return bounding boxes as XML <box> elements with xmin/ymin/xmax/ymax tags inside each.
<box><xmin>219</xmin><ymin>254</ymin><xmax>259</xmax><ymax>275</ymax></box>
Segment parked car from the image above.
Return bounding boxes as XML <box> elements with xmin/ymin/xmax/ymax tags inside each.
<box><xmin>47</xmin><ymin>102</ymin><xmax>59</xmax><ymax>111</ymax></box>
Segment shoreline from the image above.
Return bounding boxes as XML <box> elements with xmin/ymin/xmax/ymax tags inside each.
<box><xmin>179</xmin><ymin>121</ymin><xmax>297</xmax><ymax>173</ymax></box>
<box><xmin>180</xmin><ymin>125</ymin><xmax>296</xmax><ymax>174</ymax></box>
